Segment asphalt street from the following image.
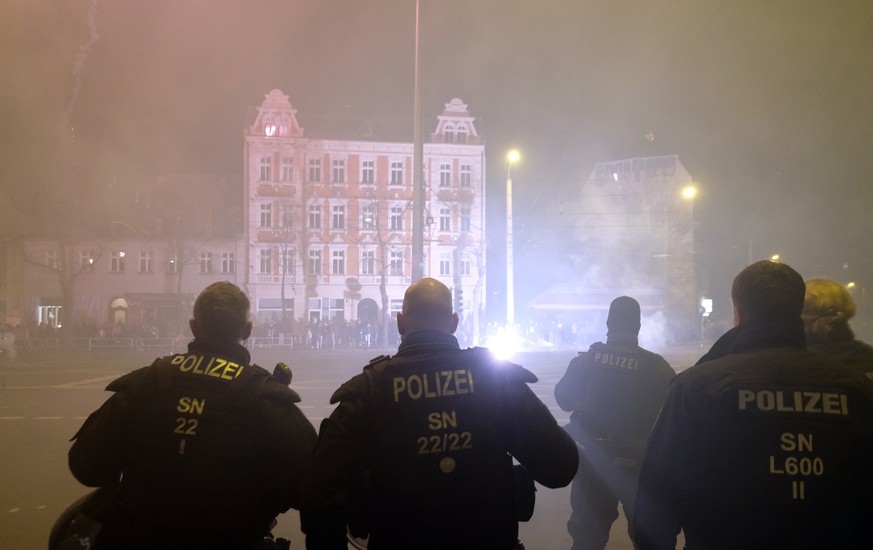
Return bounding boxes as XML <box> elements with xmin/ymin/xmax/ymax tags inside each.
<box><xmin>0</xmin><ymin>346</ymin><xmax>702</xmax><ymax>549</ymax></box>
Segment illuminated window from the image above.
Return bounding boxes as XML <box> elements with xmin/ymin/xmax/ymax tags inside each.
<box><xmin>81</xmin><ymin>250</ymin><xmax>96</xmax><ymax>271</ymax></box>
<box><xmin>361</xmin><ymin>203</ymin><xmax>376</xmax><ymax>230</ymax></box>
<box><xmin>110</xmin><ymin>251</ymin><xmax>125</xmax><ymax>273</ymax></box>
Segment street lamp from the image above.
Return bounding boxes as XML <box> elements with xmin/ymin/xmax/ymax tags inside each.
<box><xmin>506</xmin><ymin>149</ymin><xmax>520</xmax><ymax>326</ymax></box>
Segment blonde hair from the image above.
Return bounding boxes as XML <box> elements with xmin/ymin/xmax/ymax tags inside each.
<box><xmin>802</xmin><ymin>278</ymin><xmax>856</xmax><ymax>342</ymax></box>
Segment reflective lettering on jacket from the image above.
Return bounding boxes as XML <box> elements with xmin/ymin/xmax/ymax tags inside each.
<box><xmin>737</xmin><ymin>389</ymin><xmax>849</xmax><ymax>415</ymax></box>
<box><xmin>171</xmin><ymin>354</ymin><xmax>245</xmax><ymax>381</ymax></box>
<box><xmin>392</xmin><ymin>369</ymin><xmax>475</xmax><ymax>402</ymax></box>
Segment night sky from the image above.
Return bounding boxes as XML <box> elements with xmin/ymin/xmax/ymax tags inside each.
<box><xmin>3</xmin><ymin>0</ymin><xmax>873</xmax><ymax>323</ymax></box>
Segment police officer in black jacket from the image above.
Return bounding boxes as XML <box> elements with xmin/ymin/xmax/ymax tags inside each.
<box><xmin>555</xmin><ymin>296</ymin><xmax>674</xmax><ymax>550</ymax></box>
<box><xmin>67</xmin><ymin>281</ymin><xmax>317</xmax><ymax>549</ymax></box>
<box><xmin>633</xmin><ymin>261</ymin><xmax>873</xmax><ymax>550</ymax></box>
<box><xmin>302</xmin><ymin>278</ymin><xmax>578</xmax><ymax>550</ymax></box>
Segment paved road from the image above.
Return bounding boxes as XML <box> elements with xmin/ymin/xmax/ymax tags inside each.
<box><xmin>0</xmin><ymin>345</ymin><xmax>702</xmax><ymax>549</ymax></box>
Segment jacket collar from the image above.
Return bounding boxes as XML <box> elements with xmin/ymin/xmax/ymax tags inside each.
<box><xmin>187</xmin><ymin>338</ymin><xmax>252</xmax><ymax>365</ymax></box>
<box><xmin>695</xmin><ymin>317</ymin><xmax>806</xmax><ymax>365</ymax></box>
<box><xmin>396</xmin><ymin>330</ymin><xmax>460</xmax><ymax>355</ymax></box>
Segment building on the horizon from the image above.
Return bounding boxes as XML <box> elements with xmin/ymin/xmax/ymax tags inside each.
<box><xmin>243</xmin><ymin>90</ymin><xmax>486</xmax><ymax>342</ymax></box>
<box><xmin>1</xmin><ymin>91</ymin><xmax>487</xmax><ymax>345</ymax></box>
<box><xmin>529</xmin><ymin>155</ymin><xmax>700</xmax><ymax>343</ymax></box>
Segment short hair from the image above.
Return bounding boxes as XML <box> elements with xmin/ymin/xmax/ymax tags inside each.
<box><xmin>401</xmin><ymin>278</ymin><xmax>454</xmax><ymax>333</ymax></box>
<box><xmin>193</xmin><ymin>282</ymin><xmax>250</xmax><ymax>340</ymax></box>
<box><xmin>802</xmin><ymin>278</ymin><xmax>855</xmax><ymax>342</ymax></box>
<box><xmin>731</xmin><ymin>261</ymin><xmax>805</xmax><ymax>321</ymax></box>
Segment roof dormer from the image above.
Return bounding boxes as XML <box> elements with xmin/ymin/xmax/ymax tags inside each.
<box><xmin>431</xmin><ymin>98</ymin><xmax>480</xmax><ymax>145</ymax></box>
<box><xmin>249</xmin><ymin>89</ymin><xmax>304</xmax><ymax>138</ymax></box>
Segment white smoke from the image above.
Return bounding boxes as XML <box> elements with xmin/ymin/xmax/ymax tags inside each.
<box><xmin>63</xmin><ymin>0</ymin><xmax>100</xmax><ymax>125</ymax></box>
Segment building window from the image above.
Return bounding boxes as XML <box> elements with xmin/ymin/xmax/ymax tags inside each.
<box><xmin>309</xmin><ymin>203</ymin><xmax>322</xmax><ymax>229</ymax></box>
<box><xmin>308</xmin><ymin>249</ymin><xmax>322</xmax><ymax>275</ymax></box>
<box><xmin>456</xmin><ymin>127</ymin><xmax>467</xmax><ymax>144</ymax></box>
<box><xmin>439</xmin><ymin>207</ymin><xmax>451</xmax><ymax>232</ymax></box>
<box><xmin>110</xmin><ymin>251</ymin><xmax>125</xmax><ymax>273</ymax></box>
<box><xmin>444</xmin><ymin>126</ymin><xmax>454</xmax><ymax>143</ymax></box>
<box><xmin>439</xmin><ymin>252</ymin><xmax>451</xmax><ymax>276</ymax></box>
<box><xmin>389</xmin><ymin>250</ymin><xmax>403</xmax><ymax>276</ymax></box>
<box><xmin>308</xmin><ymin>158</ymin><xmax>321</xmax><ymax>183</ymax></box>
<box><xmin>460</xmin><ymin>255</ymin><xmax>471</xmax><ymax>276</ymax></box>
<box><xmin>460</xmin><ymin>164</ymin><xmax>471</xmax><ymax>187</ymax></box>
<box><xmin>281</xmin><ymin>157</ymin><xmax>294</xmax><ymax>182</ymax></box>
<box><xmin>332</xmin><ymin>159</ymin><xmax>345</xmax><ymax>183</ymax></box>
<box><xmin>281</xmin><ymin>203</ymin><xmax>293</xmax><ymax>228</ymax></box>
<box><xmin>259</xmin><ymin>249</ymin><xmax>272</xmax><ymax>274</ymax></box>
<box><xmin>361</xmin><ymin>249</ymin><xmax>375</xmax><ymax>275</ymax></box>
<box><xmin>331</xmin><ymin>250</ymin><xmax>345</xmax><ymax>275</ymax></box>
<box><xmin>221</xmin><ymin>252</ymin><xmax>235</xmax><ymax>274</ymax></box>
<box><xmin>168</xmin><ymin>254</ymin><xmax>179</xmax><ymax>273</ymax></box>
<box><xmin>199</xmin><ymin>252</ymin><xmax>212</xmax><ymax>274</ymax></box>
<box><xmin>390</xmin><ymin>161</ymin><xmax>403</xmax><ymax>186</ymax></box>
<box><xmin>439</xmin><ymin>163</ymin><xmax>451</xmax><ymax>187</ymax></box>
<box><xmin>81</xmin><ymin>250</ymin><xmax>96</xmax><ymax>271</ymax></box>
<box><xmin>46</xmin><ymin>250</ymin><xmax>59</xmax><ymax>270</ymax></box>
<box><xmin>260</xmin><ymin>156</ymin><xmax>272</xmax><ymax>181</ymax></box>
<box><xmin>390</xmin><ymin>206</ymin><xmax>403</xmax><ymax>231</ymax></box>
<box><xmin>332</xmin><ymin>204</ymin><xmax>345</xmax><ymax>229</ymax></box>
<box><xmin>260</xmin><ymin>203</ymin><xmax>272</xmax><ymax>228</ymax></box>
<box><xmin>281</xmin><ymin>249</ymin><xmax>295</xmax><ymax>275</ymax></box>
<box><xmin>361</xmin><ymin>203</ymin><xmax>376</xmax><ymax>230</ymax></box>
<box><xmin>361</xmin><ymin>160</ymin><xmax>375</xmax><ymax>184</ymax></box>
<box><xmin>139</xmin><ymin>251</ymin><xmax>153</xmax><ymax>273</ymax></box>
<box><xmin>460</xmin><ymin>205</ymin><xmax>471</xmax><ymax>232</ymax></box>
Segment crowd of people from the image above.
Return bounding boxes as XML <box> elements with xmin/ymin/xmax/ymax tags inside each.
<box><xmin>49</xmin><ymin>264</ymin><xmax>873</xmax><ymax>549</ymax></box>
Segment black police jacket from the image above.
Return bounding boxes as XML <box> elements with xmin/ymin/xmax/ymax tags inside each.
<box><xmin>633</xmin><ymin>319</ymin><xmax>873</xmax><ymax>550</ymax></box>
<box><xmin>68</xmin><ymin>338</ymin><xmax>317</xmax><ymax>547</ymax></box>
<box><xmin>302</xmin><ymin>330</ymin><xmax>578</xmax><ymax>550</ymax></box>
<box><xmin>555</xmin><ymin>333</ymin><xmax>674</xmax><ymax>452</ymax></box>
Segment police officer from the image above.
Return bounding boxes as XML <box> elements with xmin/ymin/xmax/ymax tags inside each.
<box><xmin>302</xmin><ymin>278</ymin><xmax>578</xmax><ymax>550</ymax></box>
<box><xmin>67</xmin><ymin>281</ymin><xmax>317</xmax><ymax>549</ymax></box>
<box><xmin>554</xmin><ymin>296</ymin><xmax>674</xmax><ymax>550</ymax></box>
<box><xmin>632</xmin><ymin>261</ymin><xmax>873</xmax><ymax>549</ymax></box>
<box><xmin>802</xmin><ymin>277</ymin><xmax>873</xmax><ymax>376</ymax></box>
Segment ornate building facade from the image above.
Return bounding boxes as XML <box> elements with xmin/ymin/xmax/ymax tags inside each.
<box><xmin>243</xmin><ymin>90</ymin><xmax>487</xmax><ymax>338</ymax></box>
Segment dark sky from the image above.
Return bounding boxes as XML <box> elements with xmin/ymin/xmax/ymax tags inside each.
<box><xmin>3</xmin><ymin>0</ymin><xmax>873</xmax><ymax>318</ymax></box>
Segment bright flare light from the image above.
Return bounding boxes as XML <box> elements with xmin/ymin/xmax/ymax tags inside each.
<box><xmin>487</xmin><ymin>330</ymin><xmax>520</xmax><ymax>361</ymax></box>
<box><xmin>681</xmin><ymin>184</ymin><xmax>698</xmax><ymax>200</ymax></box>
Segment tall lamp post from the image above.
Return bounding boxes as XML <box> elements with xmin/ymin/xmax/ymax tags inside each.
<box><xmin>411</xmin><ymin>0</ymin><xmax>425</xmax><ymax>281</ymax></box>
<box><xmin>506</xmin><ymin>149</ymin><xmax>520</xmax><ymax>326</ymax></box>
